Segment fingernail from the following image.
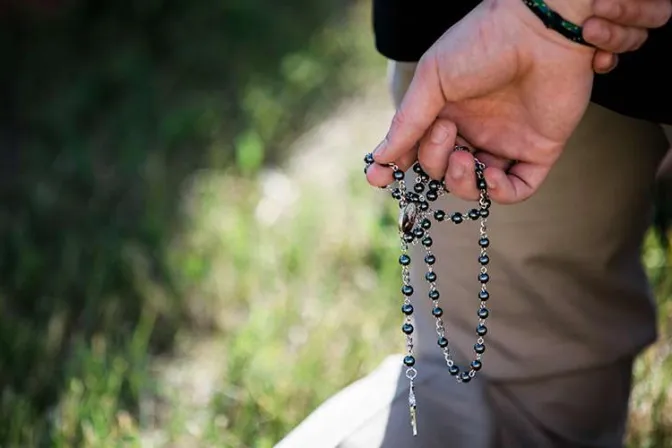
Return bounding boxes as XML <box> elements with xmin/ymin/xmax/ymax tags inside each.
<box><xmin>450</xmin><ymin>163</ymin><xmax>464</xmax><ymax>180</ymax></box>
<box><xmin>430</xmin><ymin>125</ymin><xmax>449</xmax><ymax>144</ymax></box>
<box><xmin>487</xmin><ymin>178</ymin><xmax>497</xmax><ymax>190</ymax></box>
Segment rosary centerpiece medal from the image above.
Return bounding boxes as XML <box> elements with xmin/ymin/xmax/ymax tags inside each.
<box><xmin>364</xmin><ymin>147</ymin><xmax>494</xmax><ymax>436</ymax></box>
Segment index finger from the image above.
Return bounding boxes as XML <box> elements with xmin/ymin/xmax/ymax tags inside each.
<box><xmin>373</xmin><ymin>55</ymin><xmax>446</xmax><ymax>165</ymax></box>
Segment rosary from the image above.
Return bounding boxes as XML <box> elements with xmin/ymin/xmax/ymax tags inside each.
<box><xmin>364</xmin><ymin>146</ymin><xmax>492</xmax><ymax>437</ymax></box>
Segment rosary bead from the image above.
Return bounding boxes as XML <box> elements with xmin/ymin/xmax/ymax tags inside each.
<box><xmin>403</xmin><ymin>355</ymin><xmax>416</xmax><ymax>367</ymax></box>
<box><xmin>403</xmin><ymin>233</ymin><xmax>414</xmax><ymax>243</ymax></box>
<box><xmin>402</xmin><ymin>285</ymin><xmax>414</xmax><ymax>296</ymax></box>
<box><xmin>428</xmin><ymin>179</ymin><xmax>442</xmax><ymax>190</ymax></box>
<box><xmin>434</xmin><ymin>210</ymin><xmax>446</xmax><ymax>221</ymax></box>
<box><xmin>413</xmin><ymin>228</ymin><xmax>425</xmax><ymax>238</ymax></box>
<box><xmin>476</xmin><ymin>178</ymin><xmax>487</xmax><ymax>190</ymax></box>
<box><xmin>402</xmin><ymin>323</ymin><xmax>414</xmax><ymax>335</ymax></box>
<box><xmin>428</xmin><ymin>289</ymin><xmax>440</xmax><ymax>300</ymax></box>
<box><xmin>413</xmin><ymin>163</ymin><xmax>424</xmax><ymax>174</ymax></box>
<box><xmin>451</xmin><ymin>213</ymin><xmax>463</xmax><ymax>224</ymax></box>
<box><xmin>432</xmin><ymin>307</ymin><xmax>444</xmax><ymax>317</ymax></box>
<box><xmin>476</xmin><ymin>324</ymin><xmax>488</xmax><ymax>336</ymax></box>
<box><xmin>468</xmin><ymin>209</ymin><xmax>479</xmax><ymax>220</ymax></box>
<box><xmin>425</xmin><ymin>271</ymin><xmax>437</xmax><ymax>282</ymax></box>
<box><xmin>420</xmin><ymin>173</ymin><xmax>430</xmax><ymax>182</ymax></box>
<box><xmin>471</xmin><ymin>360</ymin><xmax>482</xmax><ymax>371</ymax></box>
<box><xmin>394</xmin><ymin>170</ymin><xmax>405</xmax><ymax>181</ymax></box>
<box><xmin>426</xmin><ymin>191</ymin><xmax>438</xmax><ymax>201</ymax></box>
<box><xmin>479</xmin><ymin>254</ymin><xmax>490</xmax><ymax>265</ymax></box>
<box><xmin>479</xmin><ymin>237</ymin><xmax>490</xmax><ymax>248</ymax></box>
<box><xmin>414</xmin><ymin>183</ymin><xmax>425</xmax><ymax>193</ymax></box>
<box><xmin>402</xmin><ymin>303</ymin><xmax>414</xmax><ymax>315</ymax></box>
<box><xmin>479</xmin><ymin>290</ymin><xmax>490</xmax><ymax>301</ymax></box>
<box><xmin>479</xmin><ymin>273</ymin><xmax>490</xmax><ymax>283</ymax></box>
<box><xmin>478</xmin><ymin>308</ymin><xmax>489</xmax><ymax>319</ymax></box>
<box><xmin>419</xmin><ymin>201</ymin><xmax>430</xmax><ymax>211</ymax></box>
<box><xmin>391</xmin><ymin>188</ymin><xmax>402</xmax><ymax>199</ymax></box>
<box><xmin>399</xmin><ymin>254</ymin><xmax>411</xmax><ymax>266</ymax></box>
<box><xmin>460</xmin><ymin>371</ymin><xmax>472</xmax><ymax>383</ymax></box>
<box><xmin>438</xmin><ymin>337</ymin><xmax>449</xmax><ymax>348</ymax></box>
<box><xmin>421</xmin><ymin>218</ymin><xmax>432</xmax><ymax>230</ymax></box>
<box><xmin>424</xmin><ymin>254</ymin><xmax>436</xmax><ymax>265</ymax></box>
<box><xmin>479</xmin><ymin>208</ymin><xmax>490</xmax><ymax>218</ymax></box>
<box><xmin>474</xmin><ymin>343</ymin><xmax>486</xmax><ymax>354</ymax></box>
<box><xmin>364</xmin><ymin>153</ymin><xmax>374</xmax><ymax>164</ymax></box>
<box><xmin>421</xmin><ymin>237</ymin><xmax>433</xmax><ymax>247</ymax></box>
<box><xmin>449</xmin><ymin>365</ymin><xmax>460</xmax><ymax>376</ymax></box>
<box><xmin>481</xmin><ymin>198</ymin><xmax>492</xmax><ymax>209</ymax></box>
<box><xmin>407</xmin><ymin>192</ymin><xmax>421</xmax><ymax>202</ymax></box>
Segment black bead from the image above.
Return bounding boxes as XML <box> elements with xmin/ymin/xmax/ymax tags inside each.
<box><xmin>399</xmin><ymin>254</ymin><xmax>411</xmax><ymax>266</ymax></box>
<box><xmin>479</xmin><ymin>208</ymin><xmax>490</xmax><ymax>218</ymax></box>
<box><xmin>477</xmin><ymin>178</ymin><xmax>487</xmax><ymax>190</ymax></box>
<box><xmin>402</xmin><ymin>323</ymin><xmax>414</xmax><ymax>335</ymax></box>
<box><xmin>479</xmin><ymin>273</ymin><xmax>490</xmax><ymax>283</ymax></box>
<box><xmin>479</xmin><ymin>237</ymin><xmax>490</xmax><ymax>248</ymax></box>
<box><xmin>451</xmin><ymin>213</ymin><xmax>463</xmax><ymax>224</ymax></box>
<box><xmin>425</xmin><ymin>271</ymin><xmax>437</xmax><ymax>282</ymax></box>
<box><xmin>434</xmin><ymin>210</ymin><xmax>446</xmax><ymax>221</ymax></box>
<box><xmin>403</xmin><ymin>233</ymin><xmax>414</xmax><ymax>243</ymax></box>
<box><xmin>391</xmin><ymin>188</ymin><xmax>402</xmax><ymax>199</ymax></box>
<box><xmin>403</xmin><ymin>355</ymin><xmax>416</xmax><ymax>367</ymax></box>
<box><xmin>429</xmin><ymin>180</ymin><xmax>442</xmax><ymax>191</ymax></box>
<box><xmin>471</xmin><ymin>360</ymin><xmax>482</xmax><ymax>371</ymax></box>
<box><xmin>468</xmin><ymin>209</ymin><xmax>479</xmax><ymax>220</ymax></box>
<box><xmin>432</xmin><ymin>307</ymin><xmax>443</xmax><ymax>317</ymax></box>
<box><xmin>424</xmin><ymin>254</ymin><xmax>436</xmax><ymax>265</ymax></box>
<box><xmin>421</xmin><ymin>219</ymin><xmax>432</xmax><ymax>230</ymax></box>
<box><xmin>478</xmin><ymin>308</ymin><xmax>489</xmax><ymax>319</ymax></box>
<box><xmin>393</xmin><ymin>170</ymin><xmax>405</xmax><ymax>181</ymax></box>
<box><xmin>438</xmin><ymin>337</ymin><xmax>449</xmax><ymax>348</ymax></box>
<box><xmin>364</xmin><ymin>165</ymin><xmax>369</xmax><ymax>174</ymax></box>
<box><xmin>476</xmin><ymin>324</ymin><xmax>488</xmax><ymax>336</ymax></box>
<box><xmin>414</xmin><ymin>183</ymin><xmax>425</xmax><ymax>193</ymax></box>
<box><xmin>401</xmin><ymin>303</ymin><xmax>414</xmax><ymax>315</ymax></box>
<box><xmin>413</xmin><ymin>163</ymin><xmax>424</xmax><ymax>174</ymax></box>
<box><xmin>419</xmin><ymin>201</ymin><xmax>429</xmax><ymax>211</ymax></box>
<box><xmin>481</xmin><ymin>198</ymin><xmax>491</xmax><ymax>209</ymax></box>
<box><xmin>422</xmin><ymin>237</ymin><xmax>433</xmax><ymax>247</ymax></box>
<box><xmin>479</xmin><ymin>290</ymin><xmax>490</xmax><ymax>301</ymax></box>
<box><xmin>428</xmin><ymin>289</ymin><xmax>440</xmax><ymax>300</ymax></box>
<box><xmin>420</xmin><ymin>174</ymin><xmax>430</xmax><ymax>182</ymax></box>
<box><xmin>426</xmin><ymin>190</ymin><xmax>438</xmax><ymax>201</ymax></box>
<box><xmin>364</xmin><ymin>153</ymin><xmax>374</xmax><ymax>164</ymax></box>
<box><xmin>461</xmin><ymin>372</ymin><xmax>472</xmax><ymax>383</ymax></box>
<box><xmin>402</xmin><ymin>285</ymin><xmax>414</xmax><ymax>296</ymax></box>
<box><xmin>413</xmin><ymin>228</ymin><xmax>425</xmax><ymax>238</ymax></box>
<box><xmin>407</xmin><ymin>192</ymin><xmax>420</xmax><ymax>202</ymax></box>
<box><xmin>474</xmin><ymin>343</ymin><xmax>486</xmax><ymax>354</ymax></box>
<box><xmin>479</xmin><ymin>254</ymin><xmax>490</xmax><ymax>265</ymax></box>
<box><xmin>449</xmin><ymin>365</ymin><xmax>460</xmax><ymax>376</ymax></box>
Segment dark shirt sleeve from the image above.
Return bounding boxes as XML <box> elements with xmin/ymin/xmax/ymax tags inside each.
<box><xmin>373</xmin><ymin>0</ymin><xmax>480</xmax><ymax>62</ymax></box>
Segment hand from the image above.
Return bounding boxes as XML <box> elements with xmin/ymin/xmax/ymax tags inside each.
<box><xmin>366</xmin><ymin>0</ymin><xmax>595</xmax><ymax>204</ymax></box>
<box><xmin>586</xmin><ymin>0</ymin><xmax>672</xmax><ymax>73</ymax></box>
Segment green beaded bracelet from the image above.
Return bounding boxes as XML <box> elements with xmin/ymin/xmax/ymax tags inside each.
<box><xmin>522</xmin><ymin>0</ymin><xmax>593</xmax><ymax>47</ymax></box>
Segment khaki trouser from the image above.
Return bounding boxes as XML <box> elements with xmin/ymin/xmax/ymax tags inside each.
<box><xmin>276</xmin><ymin>61</ymin><xmax>672</xmax><ymax>448</ymax></box>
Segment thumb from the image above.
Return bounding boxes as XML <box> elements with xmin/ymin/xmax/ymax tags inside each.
<box><xmin>373</xmin><ymin>55</ymin><xmax>448</xmax><ymax>165</ymax></box>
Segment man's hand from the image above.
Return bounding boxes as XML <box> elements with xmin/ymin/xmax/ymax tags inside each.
<box><xmin>586</xmin><ymin>0</ymin><xmax>672</xmax><ymax>73</ymax></box>
<box><xmin>366</xmin><ymin>0</ymin><xmax>595</xmax><ymax>203</ymax></box>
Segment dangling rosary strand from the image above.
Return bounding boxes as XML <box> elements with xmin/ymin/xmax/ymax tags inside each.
<box><xmin>364</xmin><ymin>146</ymin><xmax>492</xmax><ymax>437</ymax></box>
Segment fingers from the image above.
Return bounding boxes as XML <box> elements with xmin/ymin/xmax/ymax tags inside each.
<box><xmin>417</xmin><ymin>119</ymin><xmax>457</xmax><ymax>180</ymax></box>
<box><xmin>591</xmin><ymin>50</ymin><xmax>619</xmax><ymax>74</ymax></box>
<box><xmin>583</xmin><ymin>18</ymin><xmax>649</xmax><ymax>53</ymax></box>
<box><xmin>365</xmin><ymin>145</ymin><xmax>418</xmax><ymax>187</ymax></box>
<box><xmin>482</xmin><ymin>161</ymin><xmax>552</xmax><ymax>204</ymax></box>
<box><xmin>592</xmin><ymin>0</ymin><xmax>672</xmax><ymax>29</ymax></box>
<box><xmin>372</xmin><ymin>56</ymin><xmax>446</xmax><ymax>166</ymax></box>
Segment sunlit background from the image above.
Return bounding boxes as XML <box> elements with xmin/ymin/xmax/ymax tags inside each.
<box><xmin>1</xmin><ymin>1</ymin><xmax>671</xmax><ymax>447</ymax></box>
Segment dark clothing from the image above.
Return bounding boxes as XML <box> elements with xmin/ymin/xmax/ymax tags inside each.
<box><xmin>372</xmin><ymin>0</ymin><xmax>672</xmax><ymax>125</ymax></box>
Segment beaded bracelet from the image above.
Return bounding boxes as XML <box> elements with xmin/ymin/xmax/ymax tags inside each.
<box><xmin>364</xmin><ymin>146</ymin><xmax>492</xmax><ymax>436</ymax></box>
<box><xmin>522</xmin><ymin>0</ymin><xmax>593</xmax><ymax>46</ymax></box>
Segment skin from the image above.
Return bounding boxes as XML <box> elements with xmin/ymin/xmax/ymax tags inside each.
<box><xmin>366</xmin><ymin>0</ymin><xmax>672</xmax><ymax>204</ymax></box>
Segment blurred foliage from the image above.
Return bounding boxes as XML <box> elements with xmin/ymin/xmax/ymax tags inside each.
<box><xmin>0</xmin><ymin>0</ymin><xmax>380</xmax><ymax>445</ymax></box>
